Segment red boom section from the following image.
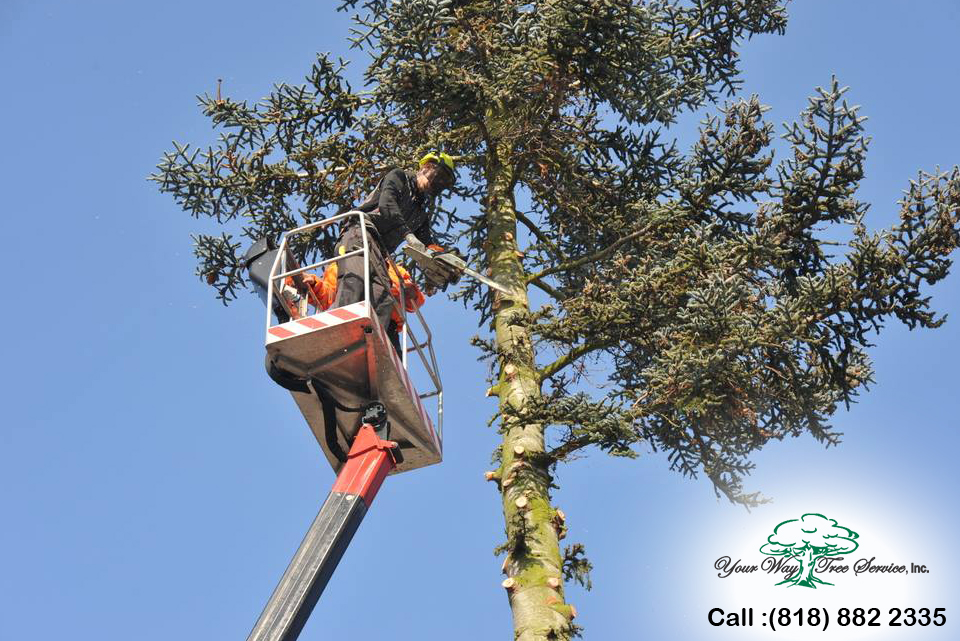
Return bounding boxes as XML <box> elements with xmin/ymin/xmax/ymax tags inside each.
<box><xmin>331</xmin><ymin>426</ymin><xmax>399</xmax><ymax>506</ymax></box>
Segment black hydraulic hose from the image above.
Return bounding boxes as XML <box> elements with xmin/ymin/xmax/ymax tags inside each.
<box><xmin>265</xmin><ymin>355</ymin><xmax>310</xmax><ymax>393</ymax></box>
<box><xmin>316</xmin><ymin>383</ymin><xmax>348</xmax><ymax>464</ymax></box>
<box><xmin>309</xmin><ymin>379</ymin><xmax>362</xmax><ymax>414</ymax></box>
<box><xmin>309</xmin><ymin>379</ymin><xmax>364</xmax><ymax>464</ymax></box>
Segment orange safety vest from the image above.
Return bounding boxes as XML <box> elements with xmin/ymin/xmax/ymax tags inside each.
<box><xmin>285</xmin><ymin>259</ymin><xmax>426</xmax><ymax>330</ymax></box>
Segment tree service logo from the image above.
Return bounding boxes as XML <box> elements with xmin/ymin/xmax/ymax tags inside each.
<box><xmin>759</xmin><ymin>513</ymin><xmax>858</xmax><ymax>588</ymax></box>
<box><xmin>713</xmin><ymin>511</ymin><xmax>931</xmax><ymax>588</ymax></box>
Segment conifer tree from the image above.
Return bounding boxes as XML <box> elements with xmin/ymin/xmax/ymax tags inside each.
<box><xmin>152</xmin><ymin>2</ymin><xmax>959</xmax><ymax>639</ymax></box>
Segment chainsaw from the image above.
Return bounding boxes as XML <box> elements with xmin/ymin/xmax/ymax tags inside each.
<box><xmin>403</xmin><ymin>245</ymin><xmax>512</xmax><ymax>295</ymax></box>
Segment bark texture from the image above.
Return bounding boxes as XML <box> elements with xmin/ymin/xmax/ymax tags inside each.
<box><xmin>486</xmin><ymin>145</ymin><xmax>573</xmax><ymax>639</ymax></box>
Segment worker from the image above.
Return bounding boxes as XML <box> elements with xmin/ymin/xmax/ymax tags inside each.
<box><xmin>332</xmin><ymin>152</ymin><xmax>458</xmax><ymax>343</ymax></box>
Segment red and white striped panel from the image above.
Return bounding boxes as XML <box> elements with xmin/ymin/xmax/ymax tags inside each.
<box><xmin>372</xmin><ymin>320</ymin><xmax>439</xmax><ymax>450</ymax></box>
<box><xmin>265</xmin><ymin>302</ymin><xmax>369</xmax><ymax>345</ymax></box>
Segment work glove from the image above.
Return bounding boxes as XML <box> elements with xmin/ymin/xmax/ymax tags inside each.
<box><xmin>407</xmin><ymin>233</ymin><xmax>446</xmax><ymax>289</ymax></box>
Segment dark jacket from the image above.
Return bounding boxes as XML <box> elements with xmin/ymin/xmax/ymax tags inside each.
<box><xmin>354</xmin><ymin>168</ymin><xmax>433</xmax><ymax>253</ymax></box>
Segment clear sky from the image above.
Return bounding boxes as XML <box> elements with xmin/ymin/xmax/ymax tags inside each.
<box><xmin>1</xmin><ymin>2</ymin><xmax>958</xmax><ymax>640</ymax></box>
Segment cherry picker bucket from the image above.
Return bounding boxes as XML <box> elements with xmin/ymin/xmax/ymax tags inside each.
<box><xmin>244</xmin><ymin>211</ymin><xmax>443</xmax><ymax>474</ymax></box>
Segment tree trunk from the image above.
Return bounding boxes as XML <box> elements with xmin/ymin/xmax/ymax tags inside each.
<box><xmin>485</xmin><ymin>146</ymin><xmax>575</xmax><ymax>640</ymax></box>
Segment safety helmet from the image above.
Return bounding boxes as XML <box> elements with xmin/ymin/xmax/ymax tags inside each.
<box><xmin>418</xmin><ymin>152</ymin><xmax>456</xmax><ymax>187</ymax></box>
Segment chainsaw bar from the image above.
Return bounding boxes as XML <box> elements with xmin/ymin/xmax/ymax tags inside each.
<box><xmin>403</xmin><ymin>246</ymin><xmax>512</xmax><ymax>295</ymax></box>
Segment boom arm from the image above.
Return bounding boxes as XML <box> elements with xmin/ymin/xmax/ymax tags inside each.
<box><xmin>246</xmin><ymin>406</ymin><xmax>401</xmax><ymax>641</ymax></box>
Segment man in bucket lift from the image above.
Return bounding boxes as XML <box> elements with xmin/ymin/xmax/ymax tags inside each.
<box><xmin>333</xmin><ymin>152</ymin><xmax>459</xmax><ymax>339</ymax></box>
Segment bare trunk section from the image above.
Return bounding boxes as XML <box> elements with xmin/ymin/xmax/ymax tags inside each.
<box><xmin>485</xmin><ymin>145</ymin><xmax>576</xmax><ymax>640</ymax></box>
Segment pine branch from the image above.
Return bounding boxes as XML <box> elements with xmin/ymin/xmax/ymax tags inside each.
<box><xmin>538</xmin><ymin>340</ymin><xmax>613</xmax><ymax>384</ymax></box>
<box><xmin>516</xmin><ymin>210</ymin><xmax>564</xmax><ymax>260</ymax></box>
<box><xmin>526</xmin><ymin>229</ymin><xmax>645</xmax><ymax>285</ymax></box>
<box><xmin>547</xmin><ymin>434</ymin><xmax>594</xmax><ymax>462</ymax></box>
<box><xmin>529</xmin><ymin>277</ymin><xmax>564</xmax><ymax>302</ymax></box>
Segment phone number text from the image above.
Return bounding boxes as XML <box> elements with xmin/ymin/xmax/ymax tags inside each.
<box><xmin>708</xmin><ymin>607</ymin><xmax>946</xmax><ymax>631</ymax></box>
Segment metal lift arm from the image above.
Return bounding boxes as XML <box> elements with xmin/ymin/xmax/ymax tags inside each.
<box><xmin>246</xmin><ymin>406</ymin><xmax>401</xmax><ymax>641</ymax></box>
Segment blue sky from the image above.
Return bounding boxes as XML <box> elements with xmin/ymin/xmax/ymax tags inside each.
<box><xmin>2</xmin><ymin>2</ymin><xmax>958</xmax><ymax>640</ymax></box>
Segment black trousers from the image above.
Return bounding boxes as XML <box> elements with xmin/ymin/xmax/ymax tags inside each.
<box><xmin>333</xmin><ymin>224</ymin><xmax>398</xmax><ymax>339</ymax></box>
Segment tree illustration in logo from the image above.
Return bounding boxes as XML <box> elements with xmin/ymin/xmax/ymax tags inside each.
<box><xmin>760</xmin><ymin>513</ymin><xmax>859</xmax><ymax>588</ymax></box>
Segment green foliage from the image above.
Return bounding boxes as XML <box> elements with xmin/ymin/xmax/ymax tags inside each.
<box><xmin>151</xmin><ymin>54</ymin><xmax>366</xmax><ymax>297</ymax></box>
<box><xmin>562</xmin><ymin>543</ymin><xmax>593</xmax><ymax>591</ymax></box>
<box><xmin>521</xmin><ymin>84</ymin><xmax>958</xmax><ymax>504</ymax></box>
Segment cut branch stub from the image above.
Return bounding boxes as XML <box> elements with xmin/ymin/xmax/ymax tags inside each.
<box><xmin>502</xmin><ymin>577</ymin><xmax>517</xmax><ymax>591</ymax></box>
<box><xmin>515</xmin><ymin>496</ymin><xmax>529</xmax><ymax>509</ymax></box>
<box><xmin>513</xmin><ymin>445</ymin><xmax>526</xmax><ymax>458</ymax></box>
<box><xmin>547</xmin><ymin>577</ymin><xmax>561</xmax><ymax>588</ymax></box>
<box><xmin>552</xmin><ymin>508</ymin><xmax>568</xmax><ymax>540</ymax></box>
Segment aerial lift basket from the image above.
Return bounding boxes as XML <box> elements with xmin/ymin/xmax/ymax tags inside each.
<box><xmin>249</xmin><ymin>210</ymin><xmax>444</xmax><ymax>474</ymax></box>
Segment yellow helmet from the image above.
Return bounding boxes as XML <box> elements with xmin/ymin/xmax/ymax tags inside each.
<box><xmin>419</xmin><ymin>151</ymin><xmax>455</xmax><ymax>171</ymax></box>
<box><xmin>419</xmin><ymin>151</ymin><xmax>455</xmax><ymax>175</ymax></box>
